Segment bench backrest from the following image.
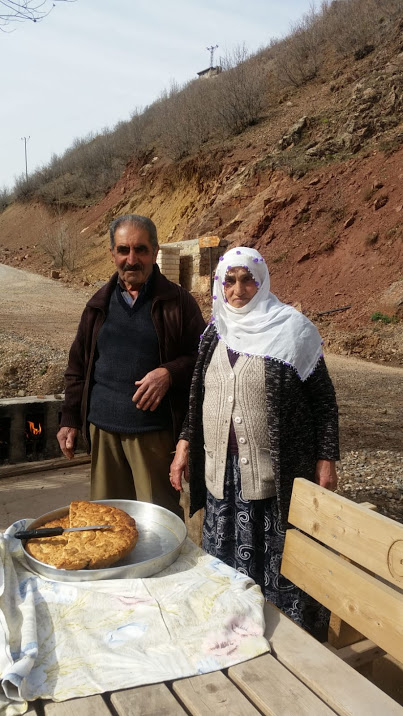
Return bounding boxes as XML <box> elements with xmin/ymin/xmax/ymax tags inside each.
<box><xmin>281</xmin><ymin>478</ymin><xmax>403</xmax><ymax>663</ymax></box>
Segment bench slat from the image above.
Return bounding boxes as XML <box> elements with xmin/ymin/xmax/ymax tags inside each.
<box><xmin>287</xmin><ymin>478</ymin><xmax>403</xmax><ymax>589</ymax></box>
<box><xmin>281</xmin><ymin>529</ymin><xmax>403</xmax><ymax>663</ymax></box>
<box><xmin>43</xmin><ymin>694</ymin><xmax>111</xmax><ymax>715</ymax></box>
<box><xmin>325</xmin><ymin>639</ymin><xmax>386</xmax><ymax>668</ymax></box>
<box><xmin>111</xmin><ymin>682</ymin><xmax>186</xmax><ymax>715</ymax></box>
<box><xmin>263</xmin><ymin>602</ymin><xmax>403</xmax><ymax>716</ymax></box>
<box><xmin>173</xmin><ymin>670</ymin><xmax>259</xmax><ymax>715</ymax></box>
<box><xmin>228</xmin><ymin>652</ymin><xmax>334</xmax><ymax>715</ymax></box>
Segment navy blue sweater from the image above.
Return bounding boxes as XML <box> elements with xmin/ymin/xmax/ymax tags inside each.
<box><xmin>88</xmin><ymin>285</ymin><xmax>171</xmax><ymax>434</ymax></box>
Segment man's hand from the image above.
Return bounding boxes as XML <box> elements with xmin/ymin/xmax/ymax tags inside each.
<box><xmin>132</xmin><ymin>367</ymin><xmax>171</xmax><ymax>411</ymax></box>
<box><xmin>169</xmin><ymin>439</ymin><xmax>189</xmax><ymax>491</ymax></box>
<box><xmin>314</xmin><ymin>459</ymin><xmax>337</xmax><ymax>491</ymax></box>
<box><xmin>57</xmin><ymin>426</ymin><xmax>78</xmax><ymax>460</ymax></box>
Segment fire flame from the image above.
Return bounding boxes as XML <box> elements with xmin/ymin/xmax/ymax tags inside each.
<box><xmin>27</xmin><ymin>421</ymin><xmax>42</xmax><ymax>436</ymax></box>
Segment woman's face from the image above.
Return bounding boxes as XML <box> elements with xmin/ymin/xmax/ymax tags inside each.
<box><xmin>224</xmin><ymin>267</ymin><xmax>258</xmax><ymax>308</ymax></box>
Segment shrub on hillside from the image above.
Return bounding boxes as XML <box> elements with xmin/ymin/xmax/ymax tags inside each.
<box><xmin>213</xmin><ymin>45</ymin><xmax>268</xmax><ymax>135</ymax></box>
<box><xmin>154</xmin><ymin>80</ymin><xmax>215</xmax><ymax>160</ymax></box>
<box><xmin>155</xmin><ymin>48</ymin><xmax>267</xmax><ymax>159</ymax></box>
<box><xmin>273</xmin><ymin>8</ymin><xmax>325</xmax><ymax>87</ymax></box>
<box><xmin>319</xmin><ymin>0</ymin><xmax>401</xmax><ymax>57</ymax></box>
<box><xmin>0</xmin><ymin>187</ymin><xmax>12</xmax><ymax>213</ymax></box>
<box><xmin>371</xmin><ymin>311</ymin><xmax>398</xmax><ymax>324</ymax></box>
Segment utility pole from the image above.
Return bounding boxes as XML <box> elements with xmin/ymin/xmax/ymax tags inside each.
<box><xmin>21</xmin><ymin>136</ymin><xmax>30</xmax><ymax>180</ymax></box>
<box><xmin>206</xmin><ymin>44</ymin><xmax>218</xmax><ymax>68</ymax></box>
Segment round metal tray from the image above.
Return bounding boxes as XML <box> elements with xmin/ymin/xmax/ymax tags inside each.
<box><xmin>21</xmin><ymin>500</ymin><xmax>187</xmax><ymax>582</ymax></box>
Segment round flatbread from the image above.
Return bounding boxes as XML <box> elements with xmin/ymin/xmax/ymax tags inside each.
<box><xmin>25</xmin><ymin>501</ymin><xmax>138</xmax><ymax>570</ymax></box>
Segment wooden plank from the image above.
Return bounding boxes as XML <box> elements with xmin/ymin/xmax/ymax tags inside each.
<box><xmin>325</xmin><ymin>639</ymin><xmax>386</xmax><ymax>668</ymax></box>
<box><xmin>228</xmin><ymin>653</ymin><xmax>334</xmax><ymax>715</ymax></box>
<box><xmin>263</xmin><ymin>602</ymin><xmax>403</xmax><ymax>716</ymax></box>
<box><xmin>327</xmin><ymin>500</ymin><xmax>377</xmax><ymax>647</ymax></box>
<box><xmin>43</xmin><ymin>694</ymin><xmax>110</xmax><ymax>715</ymax></box>
<box><xmin>327</xmin><ymin>611</ymin><xmax>365</xmax><ymax>648</ymax></box>
<box><xmin>198</xmin><ymin>235</ymin><xmax>220</xmax><ymax>248</ymax></box>
<box><xmin>0</xmin><ymin>454</ymin><xmax>90</xmax><ymax>479</ymax></box>
<box><xmin>328</xmin><ymin>502</ymin><xmax>377</xmax><ymax>648</ymax></box>
<box><xmin>281</xmin><ymin>529</ymin><xmax>403</xmax><ymax>663</ymax></box>
<box><xmin>173</xmin><ymin>670</ymin><xmax>258</xmax><ymax>715</ymax></box>
<box><xmin>111</xmin><ymin>682</ymin><xmax>186</xmax><ymax>715</ymax></box>
<box><xmin>287</xmin><ymin>478</ymin><xmax>403</xmax><ymax>589</ymax></box>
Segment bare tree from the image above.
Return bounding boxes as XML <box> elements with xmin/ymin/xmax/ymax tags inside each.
<box><xmin>40</xmin><ymin>209</ymin><xmax>81</xmax><ymax>271</ymax></box>
<box><xmin>0</xmin><ymin>0</ymin><xmax>75</xmax><ymax>30</ymax></box>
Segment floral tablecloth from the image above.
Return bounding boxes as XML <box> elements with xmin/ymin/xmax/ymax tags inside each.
<box><xmin>0</xmin><ymin>520</ymin><xmax>269</xmax><ymax>715</ymax></box>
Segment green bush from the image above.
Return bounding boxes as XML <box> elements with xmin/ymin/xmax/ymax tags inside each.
<box><xmin>370</xmin><ymin>312</ymin><xmax>398</xmax><ymax>324</ymax></box>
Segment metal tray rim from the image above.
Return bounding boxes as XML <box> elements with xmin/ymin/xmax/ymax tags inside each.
<box><xmin>21</xmin><ymin>499</ymin><xmax>187</xmax><ymax>581</ymax></box>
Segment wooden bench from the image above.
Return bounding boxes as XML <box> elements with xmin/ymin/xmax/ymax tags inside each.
<box><xmin>281</xmin><ymin>477</ymin><xmax>403</xmax><ymax>707</ymax></box>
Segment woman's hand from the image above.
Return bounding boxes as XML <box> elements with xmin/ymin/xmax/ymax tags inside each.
<box><xmin>169</xmin><ymin>439</ymin><xmax>189</xmax><ymax>491</ymax></box>
<box><xmin>314</xmin><ymin>459</ymin><xmax>337</xmax><ymax>491</ymax></box>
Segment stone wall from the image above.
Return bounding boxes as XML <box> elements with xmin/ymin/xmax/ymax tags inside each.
<box><xmin>159</xmin><ymin>239</ymin><xmax>224</xmax><ymax>292</ymax></box>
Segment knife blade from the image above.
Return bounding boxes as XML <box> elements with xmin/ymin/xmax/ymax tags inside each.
<box><xmin>15</xmin><ymin>525</ymin><xmax>113</xmax><ymax>540</ymax></box>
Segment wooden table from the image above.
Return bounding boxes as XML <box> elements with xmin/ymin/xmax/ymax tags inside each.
<box><xmin>20</xmin><ymin>603</ymin><xmax>402</xmax><ymax>716</ymax></box>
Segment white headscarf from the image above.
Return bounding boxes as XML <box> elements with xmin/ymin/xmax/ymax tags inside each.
<box><xmin>210</xmin><ymin>247</ymin><xmax>323</xmax><ymax>381</ymax></box>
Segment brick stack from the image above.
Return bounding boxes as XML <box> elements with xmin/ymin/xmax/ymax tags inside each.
<box><xmin>157</xmin><ymin>246</ymin><xmax>180</xmax><ymax>284</ymax></box>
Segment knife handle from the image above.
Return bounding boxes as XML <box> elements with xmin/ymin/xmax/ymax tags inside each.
<box><xmin>15</xmin><ymin>527</ymin><xmax>64</xmax><ymax>539</ymax></box>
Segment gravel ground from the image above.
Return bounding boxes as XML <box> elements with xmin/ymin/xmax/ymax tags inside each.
<box><xmin>337</xmin><ymin>449</ymin><xmax>402</xmax><ymax>522</ymax></box>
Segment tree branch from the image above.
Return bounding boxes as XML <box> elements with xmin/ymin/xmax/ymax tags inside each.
<box><xmin>0</xmin><ymin>0</ymin><xmax>75</xmax><ymax>29</ymax></box>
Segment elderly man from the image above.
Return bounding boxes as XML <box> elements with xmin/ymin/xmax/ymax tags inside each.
<box><xmin>57</xmin><ymin>214</ymin><xmax>205</xmax><ymax>517</ymax></box>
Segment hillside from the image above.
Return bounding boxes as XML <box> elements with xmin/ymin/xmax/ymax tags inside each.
<box><xmin>0</xmin><ymin>6</ymin><xmax>402</xmax><ymax>375</ymax></box>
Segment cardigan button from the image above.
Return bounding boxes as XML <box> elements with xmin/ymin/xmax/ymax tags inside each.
<box><xmin>234</xmin><ymin>416</ymin><xmax>242</xmax><ymax>423</ymax></box>
<box><xmin>229</xmin><ymin>372</ymin><xmax>235</xmax><ymax>380</ymax></box>
<box><xmin>228</xmin><ymin>396</ymin><xmax>233</xmax><ymax>403</ymax></box>
<box><xmin>239</xmin><ymin>437</ymin><xmax>246</xmax><ymax>444</ymax></box>
<box><xmin>240</xmin><ymin>457</ymin><xmax>248</xmax><ymax>465</ymax></box>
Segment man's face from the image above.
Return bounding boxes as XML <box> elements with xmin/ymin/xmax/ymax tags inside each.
<box><xmin>111</xmin><ymin>223</ymin><xmax>159</xmax><ymax>292</ymax></box>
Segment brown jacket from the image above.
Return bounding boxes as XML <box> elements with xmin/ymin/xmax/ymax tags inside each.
<box><xmin>60</xmin><ymin>267</ymin><xmax>205</xmax><ymax>448</ymax></box>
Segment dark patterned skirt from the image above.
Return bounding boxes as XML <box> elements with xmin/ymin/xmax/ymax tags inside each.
<box><xmin>202</xmin><ymin>454</ymin><xmax>329</xmax><ymax>640</ymax></box>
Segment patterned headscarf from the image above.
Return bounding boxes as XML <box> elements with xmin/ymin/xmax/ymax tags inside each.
<box><xmin>210</xmin><ymin>247</ymin><xmax>323</xmax><ymax>380</ymax></box>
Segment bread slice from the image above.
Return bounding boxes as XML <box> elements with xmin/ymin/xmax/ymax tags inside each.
<box><xmin>25</xmin><ymin>501</ymin><xmax>138</xmax><ymax>570</ymax></box>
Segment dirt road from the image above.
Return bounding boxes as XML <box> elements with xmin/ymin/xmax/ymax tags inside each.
<box><xmin>0</xmin><ymin>264</ymin><xmax>402</xmax><ymax>521</ymax></box>
<box><xmin>0</xmin><ymin>264</ymin><xmax>92</xmax><ymax>346</ymax></box>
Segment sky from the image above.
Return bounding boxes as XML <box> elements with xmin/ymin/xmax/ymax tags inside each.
<box><xmin>0</xmin><ymin>0</ymin><xmax>316</xmax><ymax>189</ymax></box>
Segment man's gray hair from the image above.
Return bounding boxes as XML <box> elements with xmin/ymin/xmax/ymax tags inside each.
<box><xmin>109</xmin><ymin>214</ymin><xmax>158</xmax><ymax>250</ymax></box>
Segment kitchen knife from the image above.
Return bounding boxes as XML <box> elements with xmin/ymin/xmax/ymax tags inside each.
<box><xmin>15</xmin><ymin>525</ymin><xmax>113</xmax><ymax>539</ymax></box>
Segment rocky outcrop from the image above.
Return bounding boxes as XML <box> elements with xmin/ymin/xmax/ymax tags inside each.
<box><xmin>378</xmin><ymin>280</ymin><xmax>403</xmax><ymax>318</ymax></box>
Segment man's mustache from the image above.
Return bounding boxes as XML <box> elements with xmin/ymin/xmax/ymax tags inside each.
<box><xmin>123</xmin><ymin>263</ymin><xmax>143</xmax><ymax>272</ymax></box>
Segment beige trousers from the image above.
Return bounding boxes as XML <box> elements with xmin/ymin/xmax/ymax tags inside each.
<box><xmin>89</xmin><ymin>424</ymin><xmax>182</xmax><ymax>518</ymax></box>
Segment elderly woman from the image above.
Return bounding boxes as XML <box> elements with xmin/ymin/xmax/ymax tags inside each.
<box><xmin>170</xmin><ymin>247</ymin><xmax>339</xmax><ymax>638</ymax></box>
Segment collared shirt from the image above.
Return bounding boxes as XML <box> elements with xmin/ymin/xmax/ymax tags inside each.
<box><xmin>117</xmin><ymin>268</ymin><xmax>155</xmax><ymax>309</ymax></box>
